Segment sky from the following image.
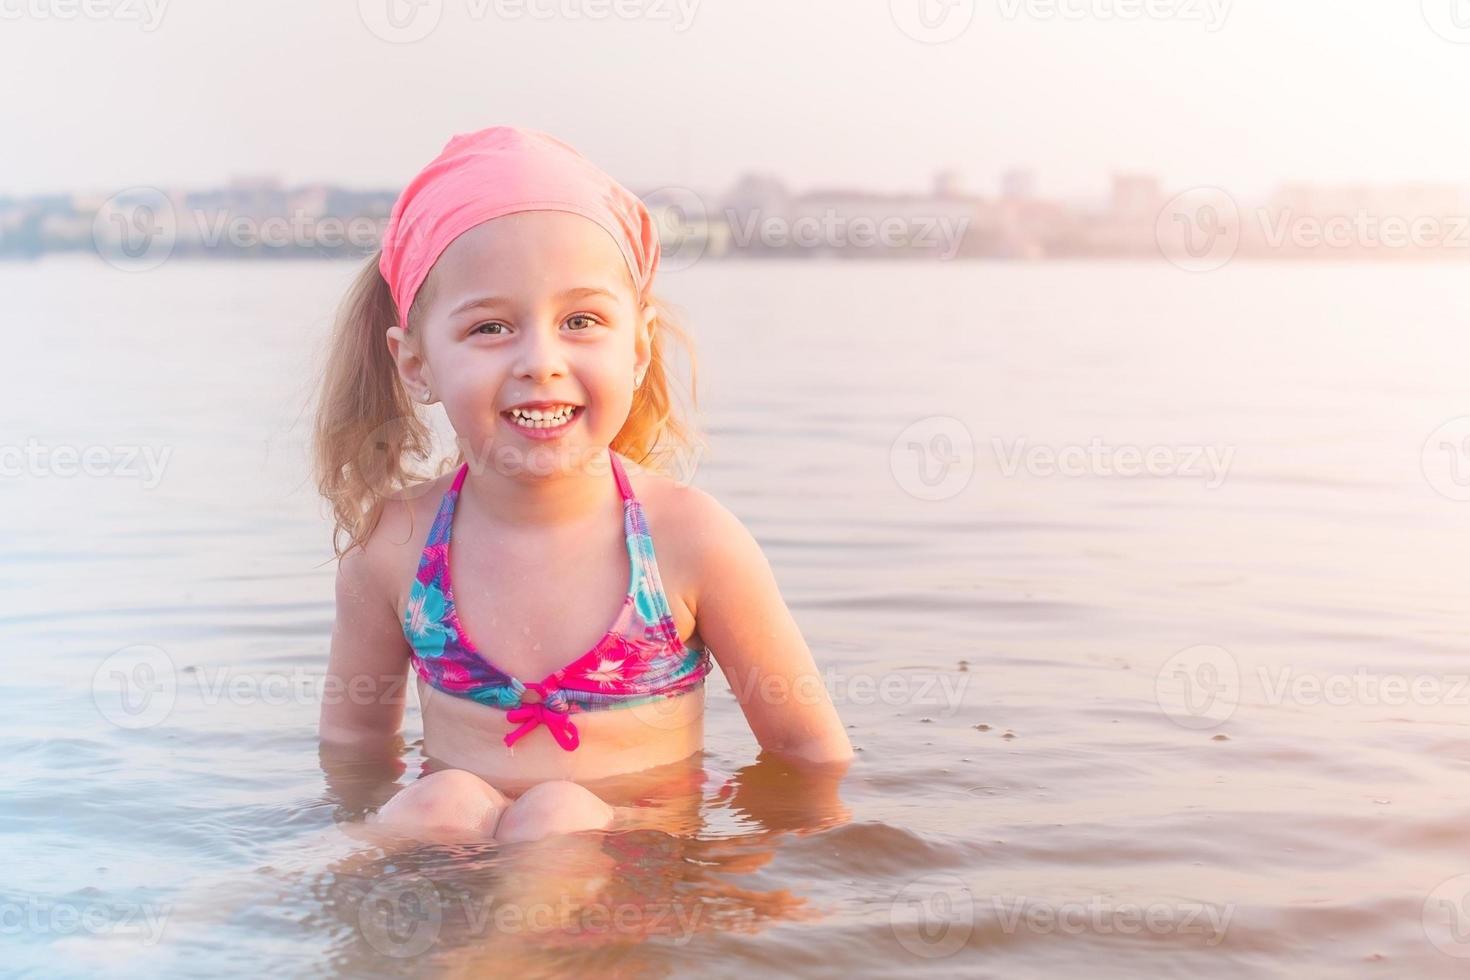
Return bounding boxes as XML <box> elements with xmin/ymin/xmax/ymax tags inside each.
<box><xmin>1</xmin><ymin>0</ymin><xmax>1468</xmax><ymax>203</ymax></box>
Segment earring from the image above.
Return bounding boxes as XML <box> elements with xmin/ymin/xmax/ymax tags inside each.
<box><xmin>421</xmin><ymin>388</ymin><xmax>432</xmax><ymax>403</ymax></box>
<box><xmin>634</xmin><ymin>370</ymin><xmax>645</xmax><ymax>389</ymax></box>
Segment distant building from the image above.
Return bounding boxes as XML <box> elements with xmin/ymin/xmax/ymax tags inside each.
<box><xmin>634</xmin><ymin>184</ymin><xmax>732</xmax><ymax>260</ymax></box>
<box><xmin>1250</xmin><ymin>181</ymin><xmax>1470</xmax><ymax>258</ymax></box>
<box><xmin>1110</xmin><ymin>174</ymin><xmax>1163</xmax><ymax>220</ymax></box>
<box><xmin>787</xmin><ymin>187</ymin><xmax>978</xmax><ymax>258</ymax></box>
<box><xmin>718</xmin><ymin>174</ymin><xmax>793</xmax><ymax>256</ymax></box>
<box><xmin>288</xmin><ymin>183</ymin><xmax>332</xmax><ymax>218</ymax></box>
<box><xmin>1001</xmin><ymin>168</ymin><xmax>1036</xmax><ymax>202</ymax></box>
<box><xmin>720</xmin><ymin>174</ymin><xmax>791</xmax><ymax>220</ymax></box>
<box><xmin>222</xmin><ymin>175</ymin><xmax>287</xmax><ymax>220</ymax></box>
<box><xmin>933</xmin><ymin>170</ymin><xmax>965</xmax><ymax>198</ymax></box>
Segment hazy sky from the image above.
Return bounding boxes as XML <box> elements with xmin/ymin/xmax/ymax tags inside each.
<box><xmin>2</xmin><ymin>0</ymin><xmax>1467</xmax><ymax>202</ymax></box>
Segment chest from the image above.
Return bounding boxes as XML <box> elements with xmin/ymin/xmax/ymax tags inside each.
<box><xmin>453</xmin><ymin>516</ymin><xmax>637</xmax><ymax>681</ymax></box>
<box><xmin>395</xmin><ymin>483</ymin><xmax>700</xmax><ymax>679</ymax></box>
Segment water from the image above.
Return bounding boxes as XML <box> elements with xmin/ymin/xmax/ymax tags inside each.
<box><xmin>3</xmin><ymin>256</ymin><xmax>1469</xmax><ymax>977</ymax></box>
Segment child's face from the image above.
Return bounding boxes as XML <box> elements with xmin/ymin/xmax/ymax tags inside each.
<box><xmin>389</xmin><ymin>210</ymin><xmax>654</xmax><ymax>472</ymax></box>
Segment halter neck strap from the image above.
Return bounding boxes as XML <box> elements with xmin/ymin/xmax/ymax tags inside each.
<box><xmin>609</xmin><ymin>448</ymin><xmax>634</xmax><ymax>502</ymax></box>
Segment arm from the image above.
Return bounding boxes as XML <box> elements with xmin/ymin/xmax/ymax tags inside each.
<box><xmin>679</xmin><ymin>488</ymin><xmax>854</xmax><ymax>767</ymax></box>
<box><xmin>319</xmin><ymin>539</ymin><xmax>413</xmax><ymax>746</ymax></box>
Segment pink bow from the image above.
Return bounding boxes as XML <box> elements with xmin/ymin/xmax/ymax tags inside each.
<box><xmin>503</xmin><ymin>682</ymin><xmax>580</xmax><ymax>751</ymax></box>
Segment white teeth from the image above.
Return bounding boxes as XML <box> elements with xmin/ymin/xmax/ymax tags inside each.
<box><xmin>508</xmin><ymin>405</ymin><xmax>577</xmax><ymax>429</ymax></box>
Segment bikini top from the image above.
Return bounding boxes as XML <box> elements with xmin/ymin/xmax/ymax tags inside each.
<box><xmin>401</xmin><ymin>448</ymin><xmax>713</xmax><ymax>752</ymax></box>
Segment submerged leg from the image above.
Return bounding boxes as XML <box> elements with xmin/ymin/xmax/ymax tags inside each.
<box><xmin>494</xmin><ymin>779</ymin><xmax>616</xmax><ymax>844</ymax></box>
<box><xmin>369</xmin><ymin>768</ymin><xmax>509</xmax><ymax>840</ymax></box>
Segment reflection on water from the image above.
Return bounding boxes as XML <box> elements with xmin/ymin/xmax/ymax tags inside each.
<box><xmin>4</xmin><ymin>257</ymin><xmax>1470</xmax><ymax>977</ymax></box>
<box><xmin>287</xmin><ymin>750</ymin><xmax>847</xmax><ymax>976</ymax></box>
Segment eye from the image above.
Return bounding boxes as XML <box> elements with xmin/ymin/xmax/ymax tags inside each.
<box><xmin>566</xmin><ymin>314</ymin><xmax>601</xmax><ymax>331</ymax></box>
<box><xmin>472</xmin><ymin>321</ymin><xmax>507</xmax><ymax>336</ymax></box>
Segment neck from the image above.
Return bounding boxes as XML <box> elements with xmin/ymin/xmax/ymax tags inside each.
<box><xmin>457</xmin><ymin>446</ymin><xmax>622</xmax><ymax>530</ymax></box>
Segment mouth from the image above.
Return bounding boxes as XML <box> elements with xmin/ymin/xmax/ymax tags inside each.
<box><xmin>499</xmin><ymin>403</ymin><xmax>584</xmax><ymax>435</ymax></box>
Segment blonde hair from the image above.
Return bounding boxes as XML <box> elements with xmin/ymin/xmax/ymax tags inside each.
<box><xmin>311</xmin><ymin>250</ymin><xmax>703</xmax><ymax>561</ymax></box>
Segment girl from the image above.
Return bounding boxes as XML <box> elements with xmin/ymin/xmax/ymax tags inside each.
<box><xmin>312</xmin><ymin>126</ymin><xmax>851</xmax><ymax>845</ymax></box>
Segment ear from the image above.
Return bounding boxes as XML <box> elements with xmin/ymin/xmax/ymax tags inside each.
<box><xmin>385</xmin><ymin>324</ymin><xmax>433</xmax><ymax>393</ymax></box>
<box><xmin>634</xmin><ymin>302</ymin><xmax>656</xmax><ymax>378</ymax></box>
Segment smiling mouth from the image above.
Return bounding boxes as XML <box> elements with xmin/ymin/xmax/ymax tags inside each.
<box><xmin>500</xmin><ymin>405</ymin><xmax>583</xmax><ymax>430</ymax></box>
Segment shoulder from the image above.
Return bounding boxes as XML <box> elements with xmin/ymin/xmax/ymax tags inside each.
<box><xmin>619</xmin><ymin>455</ymin><xmax>733</xmax><ymax>537</ymax></box>
<box><xmin>339</xmin><ymin>467</ymin><xmax>456</xmax><ymax>614</ymax></box>
<box><xmin>619</xmin><ymin>457</ymin><xmax>769</xmax><ymax>588</ymax></box>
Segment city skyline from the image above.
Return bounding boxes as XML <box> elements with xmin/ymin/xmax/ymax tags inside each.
<box><xmin>8</xmin><ymin>165</ymin><xmax>1470</xmax><ymax>266</ymax></box>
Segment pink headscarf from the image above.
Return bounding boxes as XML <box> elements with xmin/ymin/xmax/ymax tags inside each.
<box><xmin>378</xmin><ymin>125</ymin><xmax>661</xmax><ymax>330</ymax></box>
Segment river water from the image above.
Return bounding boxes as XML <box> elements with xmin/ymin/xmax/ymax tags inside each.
<box><xmin>4</xmin><ymin>256</ymin><xmax>1469</xmax><ymax>977</ymax></box>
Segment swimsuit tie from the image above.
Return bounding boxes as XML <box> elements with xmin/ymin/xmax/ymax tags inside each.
<box><xmin>503</xmin><ymin>680</ymin><xmax>580</xmax><ymax>752</ymax></box>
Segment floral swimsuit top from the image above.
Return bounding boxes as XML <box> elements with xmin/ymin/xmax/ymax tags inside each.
<box><xmin>402</xmin><ymin>448</ymin><xmax>713</xmax><ymax>752</ymax></box>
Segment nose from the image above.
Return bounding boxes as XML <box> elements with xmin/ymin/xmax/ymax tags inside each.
<box><xmin>511</xmin><ymin>322</ymin><xmax>568</xmax><ymax>383</ymax></box>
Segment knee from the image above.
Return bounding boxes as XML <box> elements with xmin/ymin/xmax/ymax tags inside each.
<box><xmin>373</xmin><ymin>769</ymin><xmax>508</xmax><ymax>838</ymax></box>
<box><xmin>494</xmin><ymin>779</ymin><xmax>614</xmax><ymax>844</ymax></box>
